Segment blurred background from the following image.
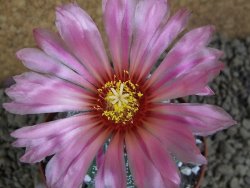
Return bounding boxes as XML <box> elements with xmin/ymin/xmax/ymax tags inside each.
<box><xmin>0</xmin><ymin>0</ymin><xmax>250</xmax><ymax>187</ymax></box>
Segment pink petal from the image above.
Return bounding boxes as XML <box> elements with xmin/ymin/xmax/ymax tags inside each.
<box><xmin>33</xmin><ymin>28</ymin><xmax>98</xmax><ymax>87</ymax></box>
<box><xmin>3</xmin><ymin>102</ymin><xmax>88</xmax><ymax>115</ymax></box>
<box><xmin>148</xmin><ymin>26</ymin><xmax>215</xmax><ymax>85</ymax></box>
<box><xmin>46</xmin><ymin>127</ymin><xmax>110</xmax><ymax>188</ymax></box>
<box><xmin>125</xmin><ymin>130</ymin><xmax>179</xmax><ymax>188</ymax></box>
<box><xmin>136</xmin><ymin>9</ymin><xmax>191</xmax><ymax>82</ymax></box>
<box><xmin>11</xmin><ymin>114</ymin><xmax>98</xmax><ymax>139</ymax></box>
<box><xmin>13</xmin><ymin>72</ymin><xmax>48</xmax><ymax>85</ymax></box>
<box><xmin>20</xmin><ymin>126</ymin><xmax>94</xmax><ymax>163</ymax></box>
<box><xmin>150</xmin><ymin>61</ymin><xmax>224</xmax><ymax>101</ymax></box>
<box><xmin>130</xmin><ymin>0</ymin><xmax>169</xmax><ymax>77</ymax></box>
<box><xmin>150</xmin><ymin>103</ymin><xmax>236</xmax><ymax>136</ymax></box>
<box><xmin>13</xmin><ymin>72</ymin><xmax>93</xmax><ymax>99</ymax></box>
<box><xmin>143</xmin><ymin>118</ymin><xmax>207</xmax><ymax>164</ymax></box>
<box><xmin>56</xmin><ymin>3</ymin><xmax>112</xmax><ymax>83</ymax></box>
<box><xmin>103</xmin><ymin>0</ymin><xmax>136</xmax><ymax>76</ymax></box>
<box><xmin>16</xmin><ymin>48</ymin><xmax>96</xmax><ymax>91</ymax></box>
<box><xmin>196</xmin><ymin>86</ymin><xmax>215</xmax><ymax>96</ymax></box>
<box><xmin>12</xmin><ymin>72</ymin><xmax>94</xmax><ymax>98</ymax></box>
<box><xmin>95</xmin><ymin>132</ymin><xmax>126</xmax><ymax>188</ymax></box>
<box><xmin>6</xmin><ymin>73</ymin><xmax>93</xmax><ymax>107</ymax></box>
<box><xmin>136</xmin><ymin>127</ymin><xmax>180</xmax><ymax>185</ymax></box>
<box><xmin>12</xmin><ymin>137</ymin><xmax>47</xmax><ymax>148</ymax></box>
<box><xmin>146</xmin><ymin>48</ymin><xmax>223</xmax><ymax>89</ymax></box>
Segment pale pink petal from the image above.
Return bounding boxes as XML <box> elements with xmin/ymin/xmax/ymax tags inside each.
<box><xmin>46</xmin><ymin>128</ymin><xmax>110</xmax><ymax>188</ymax></box>
<box><xmin>135</xmin><ymin>9</ymin><xmax>191</xmax><ymax>81</ymax></box>
<box><xmin>12</xmin><ymin>72</ymin><xmax>94</xmax><ymax>98</ymax></box>
<box><xmin>4</xmin><ymin>72</ymin><xmax>94</xmax><ymax>115</ymax></box>
<box><xmin>173</xmin><ymin>48</ymin><xmax>223</xmax><ymax>76</ymax></box>
<box><xmin>125</xmin><ymin>131</ymin><xmax>179</xmax><ymax>188</ymax></box>
<box><xmin>136</xmin><ymin>127</ymin><xmax>180</xmax><ymax>185</ymax></box>
<box><xmin>45</xmin><ymin>125</ymin><xmax>103</xmax><ymax>185</ymax></box>
<box><xmin>11</xmin><ymin>114</ymin><xmax>101</xmax><ymax>166</ymax></box>
<box><xmin>150</xmin><ymin>61</ymin><xmax>224</xmax><ymax>101</ymax></box>
<box><xmin>11</xmin><ymin>114</ymin><xmax>98</xmax><ymax>139</ymax></box>
<box><xmin>16</xmin><ymin>48</ymin><xmax>96</xmax><ymax>91</ymax></box>
<box><xmin>20</xmin><ymin>126</ymin><xmax>94</xmax><ymax>163</ymax></box>
<box><xmin>6</xmin><ymin>74</ymin><xmax>93</xmax><ymax>107</ymax></box>
<box><xmin>196</xmin><ymin>86</ymin><xmax>215</xmax><ymax>96</ymax></box>
<box><xmin>4</xmin><ymin>92</ymin><xmax>89</xmax><ymax>114</ymax></box>
<box><xmin>3</xmin><ymin>102</ymin><xmax>89</xmax><ymax>115</ymax></box>
<box><xmin>13</xmin><ymin>72</ymin><xmax>49</xmax><ymax>85</ymax></box>
<box><xmin>130</xmin><ymin>0</ymin><xmax>169</xmax><ymax>77</ymax></box>
<box><xmin>12</xmin><ymin>137</ymin><xmax>47</xmax><ymax>148</ymax></box>
<box><xmin>103</xmin><ymin>0</ymin><xmax>136</xmax><ymax>76</ymax></box>
<box><xmin>56</xmin><ymin>3</ymin><xmax>112</xmax><ymax>83</ymax></box>
<box><xmin>143</xmin><ymin>118</ymin><xmax>207</xmax><ymax>164</ymax></box>
<box><xmin>95</xmin><ymin>132</ymin><xmax>126</xmax><ymax>188</ymax></box>
<box><xmin>13</xmin><ymin>72</ymin><xmax>93</xmax><ymax>99</ymax></box>
<box><xmin>33</xmin><ymin>28</ymin><xmax>98</xmax><ymax>86</ymax></box>
<box><xmin>150</xmin><ymin>103</ymin><xmax>236</xmax><ymax>136</ymax></box>
<box><xmin>148</xmin><ymin>26</ymin><xmax>215</xmax><ymax>85</ymax></box>
<box><xmin>146</xmin><ymin>48</ymin><xmax>223</xmax><ymax>89</ymax></box>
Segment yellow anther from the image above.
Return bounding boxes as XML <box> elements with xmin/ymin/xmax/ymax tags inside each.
<box><xmin>138</xmin><ymin>92</ymin><xmax>143</xmax><ymax>97</ymax></box>
<box><xmin>97</xmin><ymin>79</ymin><xmax>143</xmax><ymax>124</ymax></box>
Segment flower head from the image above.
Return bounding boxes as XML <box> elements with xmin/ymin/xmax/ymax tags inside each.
<box><xmin>4</xmin><ymin>1</ymin><xmax>235</xmax><ymax>188</ymax></box>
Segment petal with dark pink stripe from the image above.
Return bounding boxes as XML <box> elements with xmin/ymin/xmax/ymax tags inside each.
<box><xmin>103</xmin><ymin>0</ymin><xmax>136</xmax><ymax>76</ymax></box>
<box><xmin>130</xmin><ymin>0</ymin><xmax>169</xmax><ymax>78</ymax></box>
<box><xmin>143</xmin><ymin>118</ymin><xmax>207</xmax><ymax>164</ymax></box>
<box><xmin>56</xmin><ymin>3</ymin><xmax>112</xmax><ymax>83</ymax></box>
<box><xmin>33</xmin><ymin>28</ymin><xmax>98</xmax><ymax>86</ymax></box>
<box><xmin>95</xmin><ymin>132</ymin><xmax>126</xmax><ymax>188</ymax></box>
<box><xmin>148</xmin><ymin>26</ymin><xmax>215</xmax><ymax>86</ymax></box>
<box><xmin>150</xmin><ymin>103</ymin><xmax>236</xmax><ymax>136</ymax></box>
<box><xmin>16</xmin><ymin>48</ymin><xmax>95</xmax><ymax>90</ymax></box>
<box><xmin>46</xmin><ymin>127</ymin><xmax>110</xmax><ymax>188</ymax></box>
<box><xmin>125</xmin><ymin>130</ymin><xmax>179</xmax><ymax>188</ymax></box>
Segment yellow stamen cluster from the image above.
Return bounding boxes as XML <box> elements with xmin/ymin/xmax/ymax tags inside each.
<box><xmin>97</xmin><ymin>80</ymin><xmax>143</xmax><ymax>124</ymax></box>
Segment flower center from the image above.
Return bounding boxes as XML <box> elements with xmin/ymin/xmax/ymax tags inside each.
<box><xmin>96</xmin><ymin>80</ymin><xmax>143</xmax><ymax>124</ymax></box>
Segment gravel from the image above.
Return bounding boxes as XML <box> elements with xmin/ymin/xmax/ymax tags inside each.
<box><xmin>188</xmin><ymin>35</ymin><xmax>250</xmax><ymax>188</ymax></box>
<box><xmin>1</xmin><ymin>34</ymin><xmax>250</xmax><ymax>187</ymax></box>
<box><xmin>0</xmin><ymin>88</ymin><xmax>45</xmax><ymax>188</ymax></box>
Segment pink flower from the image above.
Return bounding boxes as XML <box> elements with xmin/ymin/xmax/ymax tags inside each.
<box><xmin>4</xmin><ymin>1</ymin><xmax>235</xmax><ymax>188</ymax></box>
